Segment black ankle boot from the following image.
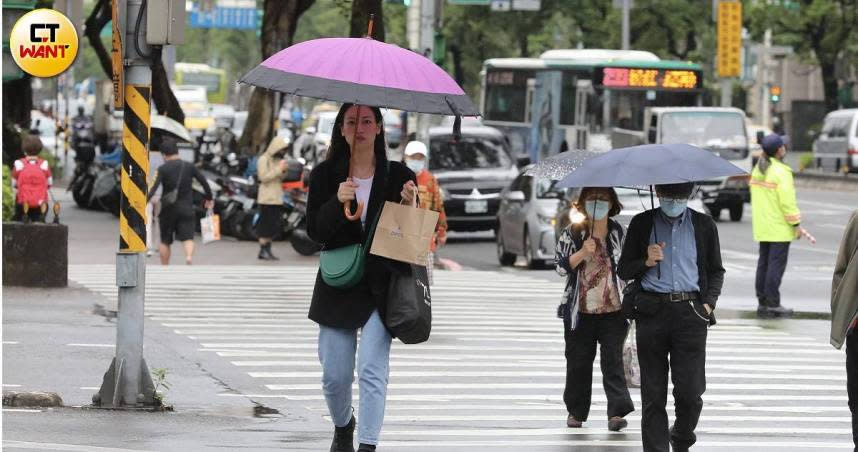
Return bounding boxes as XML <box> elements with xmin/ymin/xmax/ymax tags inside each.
<box><xmin>357</xmin><ymin>444</ymin><xmax>376</xmax><ymax>452</ymax></box>
<box><xmin>265</xmin><ymin>243</ymin><xmax>279</xmax><ymax>260</ymax></box>
<box><xmin>330</xmin><ymin>416</ymin><xmax>355</xmax><ymax>452</ymax></box>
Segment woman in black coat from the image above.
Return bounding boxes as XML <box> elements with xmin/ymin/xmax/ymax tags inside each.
<box><xmin>306</xmin><ymin>103</ymin><xmax>417</xmax><ymax>452</ymax></box>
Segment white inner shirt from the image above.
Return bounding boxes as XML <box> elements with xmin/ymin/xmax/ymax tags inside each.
<box><xmin>353</xmin><ymin>175</ymin><xmax>374</xmax><ymax>226</ymax></box>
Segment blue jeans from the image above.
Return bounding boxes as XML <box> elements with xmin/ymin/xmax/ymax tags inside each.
<box><xmin>318</xmin><ymin>310</ymin><xmax>392</xmax><ymax>446</ymax></box>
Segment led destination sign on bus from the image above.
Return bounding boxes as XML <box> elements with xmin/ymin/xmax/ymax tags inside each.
<box><xmin>598</xmin><ymin>67</ymin><xmax>701</xmax><ymax>90</ymax></box>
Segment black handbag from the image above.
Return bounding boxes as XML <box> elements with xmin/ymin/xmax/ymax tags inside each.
<box><xmin>385</xmin><ymin>264</ymin><xmax>432</xmax><ymax>344</ymax></box>
<box><xmin>621</xmin><ymin>279</ymin><xmax>641</xmax><ymax>320</ymax></box>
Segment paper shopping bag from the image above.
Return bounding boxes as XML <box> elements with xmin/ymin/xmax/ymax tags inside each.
<box><xmin>369</xmin><ymin>201</ymin><xmax>439</xmax><ymax>266</ymax></box>
<box><xmin>201</xmin><ymin>211</ymin><xmax>221</xmax><ymax>244</ymax></box>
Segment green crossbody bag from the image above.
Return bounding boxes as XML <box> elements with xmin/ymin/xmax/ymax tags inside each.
<box><xmin>319</xmin><ymin>164</ymin><xmax>387</xmax><ymax>289</ymax></box>
<box><xmin>320</xmin><ymin>208</ymin><xmax>381</xmax><ymax>288</ymax></box>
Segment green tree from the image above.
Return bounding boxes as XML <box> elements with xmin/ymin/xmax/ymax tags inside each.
<box><xmin>746</xmin><ymin>0</ymin><xmax>858</xmax><ymax>112</ymax></box>
<box><xmin>239</xmin><ymin>0</ymin><xmax>316</xmax><ymax>155</ymax></box>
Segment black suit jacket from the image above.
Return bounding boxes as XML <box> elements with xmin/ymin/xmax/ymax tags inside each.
<box><xmin>306</xmin><ymin>155</ymin><xmax>416</xmax><ymax>329</ymax></box>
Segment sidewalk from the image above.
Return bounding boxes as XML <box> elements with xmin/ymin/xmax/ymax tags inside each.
<box><xmin>2</xmin><ymin>282</ymin><xmax>332</xmax><ymax>452</ymax></box>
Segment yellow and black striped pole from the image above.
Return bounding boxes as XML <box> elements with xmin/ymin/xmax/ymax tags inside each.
<box><xmin>119</xmin><ymin>85</ymin><xmax>150</xmax><ymax>252</ymax></box>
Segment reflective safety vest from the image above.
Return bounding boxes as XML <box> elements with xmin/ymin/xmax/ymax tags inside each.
<box><xmin>750</xmin><ymin>158</ymin><xmax>801</xmax><ymax>242</ymax></box>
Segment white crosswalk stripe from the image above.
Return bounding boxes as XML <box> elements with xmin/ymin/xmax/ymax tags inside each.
<box><xmin>69</xmin><ymin>264</ymin><xmax>852</xmax><ymax>450</ymax></box>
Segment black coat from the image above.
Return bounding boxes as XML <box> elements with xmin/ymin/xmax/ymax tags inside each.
<box><xmin>306</xmin><ymin>155</ymin><xmax>416</xmax><ymax>329</ymax></box>
<box><xmin>617</xmin><ymin>208</ymin><xmax>725</xmax><ymax>325</ymax></box>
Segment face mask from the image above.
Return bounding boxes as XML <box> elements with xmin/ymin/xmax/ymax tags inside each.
<box><xmin>406</xmin><ymin>159</ymin><xmax>425</xmax><ymax>173</ymax></box>
<box><xmin>659</xmin><ymin>197</ymin><xmax>688</xmax><ymax>217</ymax></box>
<box><xmin>584</xmin><ymin>200</ymin><xmax>610</xmax><ymax>220</ymax></box>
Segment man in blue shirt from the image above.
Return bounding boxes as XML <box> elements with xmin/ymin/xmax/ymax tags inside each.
<box><xmin>619</xmin><ymin>182</ymin><xmax>725</xmax><ymax>452</ymax></box>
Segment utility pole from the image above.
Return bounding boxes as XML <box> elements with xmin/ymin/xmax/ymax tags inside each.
<box><xmin>621</xmin><ymin>0</ymin><xmax>630</xmax><ymax>50</ymax></box>
<box><xmin>415</xmin><ymin>0</ymin><xmax>437</xmax><ymax>142</ymax></box>
<box><xmin>95</xmin><ymin>0</ymin><xmax>183</xmax><ymax>409</ymax></box>
<box><xmin>760</xmin><ymin>28</ymin><xmax>772</xmax><ymax>129</ymax></box>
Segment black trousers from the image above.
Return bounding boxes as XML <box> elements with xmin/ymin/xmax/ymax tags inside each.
<box><xmin>563</xmin><ymin>311</ymin><xmax>634</xmax><ymax>422</ymax></box>
<box><xmin>847</xmin><ymin>332</ymin><xmax>858</xmax><ymax>451</ymax></box>
<box><xmin>636</xmin><ymin>299</ymin><xmax>708</xmax><ymax>452</ymax></box>
<box><xmin>755</xmin><ymin>241</ymin><xmax>791</xmax><ymax>304</ymax></box>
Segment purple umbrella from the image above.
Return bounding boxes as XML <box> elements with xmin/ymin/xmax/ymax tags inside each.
<box><xmin>239</xmin><ymin>37</ymin><xmax>478</xmax><ymax>117</ymax></box>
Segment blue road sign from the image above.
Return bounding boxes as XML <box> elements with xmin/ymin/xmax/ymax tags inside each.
<box><xmin>189</xmin><ymin>7</ymin><xmax>257</xmax><ymax>30</ymax></box>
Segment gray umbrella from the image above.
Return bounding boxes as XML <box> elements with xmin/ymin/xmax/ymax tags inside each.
<box><xmin>556</xmin><ymin>143</ymin><xmax>746</xmax><ymax>188</ymax></box>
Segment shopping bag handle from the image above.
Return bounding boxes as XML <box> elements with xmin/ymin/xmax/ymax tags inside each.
<box><xmin>399</xmin><ymin>186</ymin><xmax>418</xmax><ymax>208</ymax></box>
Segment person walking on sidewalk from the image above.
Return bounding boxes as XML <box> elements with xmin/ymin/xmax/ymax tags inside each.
<box><xmin>147</xmin><ymin>140</ymin><xmax>213</xmax><ymax>265</ymax></box>
<box><xmin>830</xmin><ymin>210</ymin><xmax>858</xmax><ymax>451</ymax></box>
<box><xmin>403</xmin><ymin>140</ymin><xmax>447</xmax><ymax>283</ymax></box>
<box><xmin>555</xmin><ymin>187</ymin><xmax>634</xmax><ymax>432</ymax></box>
<box><xmin>256</xmin><ymin>135</ymin><xmax>291</xmax><ymax>260</ymax></box>
<box><xmin>618</xmin><ymin>182</ymin><xmax>725</xmax><ymax>452</ymax></box>
<box><xmin>306</xmin><ymin>103</ymin><xmax>417</xmax><ymax>452</ymax></box>
<box><xmin>750</xmin><ymin>134</ymin><xmax>801</xmax><ymax>318</ymax></box>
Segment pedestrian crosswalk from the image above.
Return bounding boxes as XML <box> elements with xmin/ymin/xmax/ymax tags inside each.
<box><xmin>69</xmin><ymin>264</ymin><xmax>853</xmax><ymax>450</ymax></box>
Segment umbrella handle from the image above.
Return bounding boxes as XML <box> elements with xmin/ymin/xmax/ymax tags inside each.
<box><xmin>344</xmin><ymin>200</ymin><xmax>364</xmax><ymax>221</ymax></box>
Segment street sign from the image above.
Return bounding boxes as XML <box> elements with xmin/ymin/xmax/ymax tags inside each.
<box><xmin>490</xmin><ymin>0</ymin><xmax>511</xmax><ymax>11</ymax></box>
<box><xmin>188</xmin><ymin>6</ymin><xmax>258</xmax><ymax>29</ymax></box>
<box><xmin>512</xmin><ymin>0</ymin><xmax>540</xmax><ymax>10</ymax></box>
<box><xmin>111</xmin><ymin>0</ymin><xmax>123</xmax><ymax>109</ymax></box>
<box><xmin>717</xmin><ymin>0</ymin><xmax>742</xmax><ymax>78</ymax></box>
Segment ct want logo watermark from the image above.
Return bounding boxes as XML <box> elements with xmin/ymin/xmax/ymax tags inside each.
<box><xmin>9</xmin><ymin>8</ymin><xmax>79</xmax><ymax>78</ymax></box>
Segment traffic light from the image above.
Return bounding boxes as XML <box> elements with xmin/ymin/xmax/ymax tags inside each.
<box><xmin>770</xmin><ymin>85</ymin><xmax>782</xmax><ymax>103</ymax></box>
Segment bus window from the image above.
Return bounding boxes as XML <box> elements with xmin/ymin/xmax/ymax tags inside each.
<box><xmin>485</xmin><ymin>70</ymin><xmax>533</xmax><ymax>122</ymax></box>
<box><xmin>559</xmin><ymin>71</ymin><xmax>583</xmax><ymax>125</ymax></box>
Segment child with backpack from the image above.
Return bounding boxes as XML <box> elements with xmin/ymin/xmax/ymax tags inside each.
<box><xmin>12</xmin><ymin>135</ymin><xmax>51</xmax><ymax>222</ymax></box>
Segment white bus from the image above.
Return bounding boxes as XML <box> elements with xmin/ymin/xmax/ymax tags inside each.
<box><xmin>480</xmin><ymin>49</ymin><xmax>704</xmax><ymax>161</ymax></box>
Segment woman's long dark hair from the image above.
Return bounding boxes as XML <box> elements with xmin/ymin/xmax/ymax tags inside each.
<box><xmin>325</xmin><ymin>103</ymin><xmax>388</xmax><ymax>166</ymax></box>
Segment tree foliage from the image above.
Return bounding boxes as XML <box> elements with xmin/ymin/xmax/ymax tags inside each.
<box><xmin>745</xmin><ymin>0</ymin><xmax>858</xmax><ymax>112</ymax></box>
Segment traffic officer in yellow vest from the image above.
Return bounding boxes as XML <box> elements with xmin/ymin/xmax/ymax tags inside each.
<box><xmin>750</xmin><ymin>134</ymin><xmax>802</xmax><ymax>318</ymax></box>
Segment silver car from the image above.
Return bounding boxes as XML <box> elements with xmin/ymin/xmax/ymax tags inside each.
<box><xmin>496</xmin><ymin>168</ymin><xmax>567</xmax><ymax>269</ymax></box>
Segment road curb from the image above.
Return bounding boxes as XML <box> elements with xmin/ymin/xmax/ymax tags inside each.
<box><xmin>717</xmin><ymin>308</ymin><xmax>830</xmax><ymax>321</ymax></box>
<box><xmin>793</xmin><ymin>170</ymin><xmax>858</xmax><ymax>190</ymax></box>
<box><xmin>3</xmin><ymin>391</ymin><xmax>64</xmax><ymax>408</ymax></box>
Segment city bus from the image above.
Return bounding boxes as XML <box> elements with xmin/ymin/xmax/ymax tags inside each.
<box><xmin>174</xmin><ymin>62</ymin><xmax>228</xmax><ymax>104</ymax></box>
<box><xmin>480</xmin><ymin>49</ymin><xmax>704</xmax><ymax>161</ymax></box>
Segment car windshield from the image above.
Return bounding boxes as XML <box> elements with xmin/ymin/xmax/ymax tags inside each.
<box><xmin>535</xmin><ymin>178</ymin><xmax>563</xmax><ymax>199</ymax></box>
<box><xmin>660</xmin><ymin>112</ymin><xmax>749</xmax><ymax>158</ymax></box>
<box><xmin>429</xmin><ymin>135</ymin><xmax>512</xmax><ymax>171</ymax></box>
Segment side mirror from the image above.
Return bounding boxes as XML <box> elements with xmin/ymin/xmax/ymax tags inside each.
<box><xmin>505</xmin><ymin>190</ymin><xmax>526</xmax><ymax>202</ymax></box>
<box><xmin>516</xmin><ymin>156</ymin><xmax>531</xmax><ymax>168</ymax></box>
<box><xmin>647</xmin><ymin>129</ymin><xmax>657</xmax><ymax>144</ymax></box>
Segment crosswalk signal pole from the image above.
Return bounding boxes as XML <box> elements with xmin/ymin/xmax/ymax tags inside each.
<box><xmin>94</xmin><ymin>0</ymin><xmax>157</xmax><ymax>409</ymax></box>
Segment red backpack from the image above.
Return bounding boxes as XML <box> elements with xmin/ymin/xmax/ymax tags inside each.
<box><xmin>15</xmin><ymin>157</ymin><xmax>50</xmax><ymax>208</ymax></box>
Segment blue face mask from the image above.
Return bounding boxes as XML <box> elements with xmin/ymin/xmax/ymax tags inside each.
<box><xmin>585</xmin><ymin>200</ymin><xmax>610</xmax><ymax>220</ymax></box>
<box><xmin>405</xmin><ymin>159</ymin><xmax>425</xmax><ymax>173</ymax></box>
<box><xmin>659</xmin><ymin>197</ymin><xmax>688</xmax><ymax>217</ymax></box>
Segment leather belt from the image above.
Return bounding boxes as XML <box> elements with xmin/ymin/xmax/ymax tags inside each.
<box><xmin>644</xmin><ymin>291</ymin><xmax>699</xmax><ymax>302</ymax></box>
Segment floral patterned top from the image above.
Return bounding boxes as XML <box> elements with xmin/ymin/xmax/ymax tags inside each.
<box><xmin>555</xmin><ymin>219</ymin><xmax>625</xmax><ymax>330</ymax></box>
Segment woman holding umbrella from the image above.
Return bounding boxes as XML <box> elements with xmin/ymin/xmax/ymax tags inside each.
<box><xmin>307</xmin><ymin>103</ymin><xmax>417</xmax><ymax>452</ymax></box>
<box><xmin>239</xmin><ymin>19</ymin><xmax>479</xmax><ymax>451</ymax></box>
<box><xmin>555</xmin><ymin>187</ymin><xmax>634</xmax><ymax>432</ymax></box>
